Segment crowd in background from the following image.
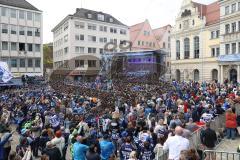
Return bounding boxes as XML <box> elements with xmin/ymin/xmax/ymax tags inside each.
<box><xmin>0</xmin><ymin>75</ymin><xmax>240</xmax><ymax>160</ymax></box>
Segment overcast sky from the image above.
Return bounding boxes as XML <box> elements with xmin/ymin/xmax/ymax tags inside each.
<box><xmin>27</xmin><ymin>0</ymin><xmax>216</xmax><ymax>43</ymax></box>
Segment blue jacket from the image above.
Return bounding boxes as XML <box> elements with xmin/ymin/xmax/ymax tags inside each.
<box><xmin>100</xmin><ymin>140</ymin><xmax>115</xmax><ymax>160</ymax></box>
<box><xmin>73</xmin><ymin>142</ymin><xmax>89</xmax><ymax>160</ymax></box>
<box><xmin>0</xmin><ymin>133</ymin><xmax>12</xmax><ymax>160</ymax></box>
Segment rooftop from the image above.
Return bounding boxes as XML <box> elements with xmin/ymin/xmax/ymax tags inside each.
<box><xmin>0</xmin><ymin>0</ymin><xmax>40</xmax><ymax>11</ymax></box>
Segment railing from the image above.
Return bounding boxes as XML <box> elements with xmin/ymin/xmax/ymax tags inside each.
<box><xmin>203</xmin><ymin>150</ymin><xmax>240</xmax><ymax>160</ymax></box>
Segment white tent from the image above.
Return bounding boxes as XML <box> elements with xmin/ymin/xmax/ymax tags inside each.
<box><xmin>0</xmin><ymin>61</ymin><xmax>13</xmax><ymax>83</ymax></box>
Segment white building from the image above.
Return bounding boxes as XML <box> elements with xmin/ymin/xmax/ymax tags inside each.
<box><xmin>52</xmin><ymin>8</ymin><xmax>129</xmax><ymax>80</ymax></box>
<box><xmin>0</xmin><ymin>0</ymin><xmax>43</xmax><ymax>77</ymax></box>
<box><xmin>218</xmin><ymin>0</ymin><xmax>240</xmax><ymax>83</ymax></box>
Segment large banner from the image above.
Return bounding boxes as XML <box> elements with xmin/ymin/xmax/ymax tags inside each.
<box><xmin>0</xmin><ymin>62</ymin><xmax>13</xmax><ymax>83</ymax></box>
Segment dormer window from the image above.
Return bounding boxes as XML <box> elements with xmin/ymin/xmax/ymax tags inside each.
<box><xmin>109</xmin><ymin>18</ymin><xmax>113</xmax><ymax>22</ymax></box>
<box><xmin>98</xmin><ymin>14</ymin><xmax>104</xmax><ymax>21</ymax></box>
<box><xmin>87</xmin><ymin>13</ymin><xmax>92</xmax><ymax>18</ymax></box>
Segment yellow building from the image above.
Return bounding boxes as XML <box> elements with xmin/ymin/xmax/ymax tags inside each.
<box><xmin>171</xmin><ymin>0</ymin><xmax>220</xmax><ymax>82</ymax></box>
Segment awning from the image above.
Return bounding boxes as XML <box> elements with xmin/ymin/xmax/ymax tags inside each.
<box><xmin>218</xmin><ymin>54</ymin><xmax>240</xmax><ymax>62</ymax></box>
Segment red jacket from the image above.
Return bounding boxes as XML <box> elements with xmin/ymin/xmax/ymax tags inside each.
<box><xmin>226</xmin><ymin>113</ymin><xmax>237</xmax><ymax>128</ymax></box>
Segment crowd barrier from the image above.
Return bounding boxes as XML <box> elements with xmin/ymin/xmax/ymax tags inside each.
<box><xmin>203</xmin><ymin>150</ymin><xmax>240</xmax><ymax>160</ymax></box>
<box><xmin>156</xmin><ymin>113</ymin><xmax>226</xmax><ymax>160</ymax></box>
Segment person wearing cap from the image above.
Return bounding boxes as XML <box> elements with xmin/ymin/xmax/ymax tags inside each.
<box><xmin>42</xmin><ymin>141</ymin><xmax>61</xmax><ymax>160</ymax></box>
<box><xmin>100</xmin><ymin>134</ymin><xmax>115</xmax><ymax>160</ymax></box>
<box><xmin>73</xmin><ymin>136</ymin><xmax>89</xmax><ymax>160</ymax></box>
<box><xmin>51</xmin><ymin>130</ymin><xmax>65</xmax><ymax>159</ymax></box>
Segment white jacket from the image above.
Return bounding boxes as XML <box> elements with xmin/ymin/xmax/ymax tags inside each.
<box><xmin>51</xmin><ymin>137</ymin><xmax>65</xmax><ymax>156</ymax></box>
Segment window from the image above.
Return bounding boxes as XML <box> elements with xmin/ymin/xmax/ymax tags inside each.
<box><xmin>75</xmin><ymin>35</ymin><xmax>80</xmax><ymax>41</ymax></box>
<box><xmin>20</xmin><ymin>59</ymin><xmax>25</xmax><ymax>68</ymax></box>
<box><xmin>19</xmin><ymin>26</ymin><xmax>25</xmax><ymax>35</ymax></box>
<box><xmin>80</xmin><ymin>35</ymin><xmax>84</xmax><ymax>41</ymax></box>
<box><xmin>88</xmin><ymin>60</ymin><xmax>96</xmax><ymax>67</ymax></box>
<box><xmin>11</xmin><ymin>59</ymin><xmax>17</xmax><ymax>68</ymax></box>
<box><xmin>232</xmin><ymin>22</ymin><xmax>236</xmax><ymax>32</ymax></box>
<box><xmin>64</xmin><ymin>47</ymin><xmax>68</xmax><ymax>54</ymax></box>
<box><xmin>216</xmin><ymin>48</ymin><xmax>220</xmax><ymax>56</ymax></box>
<box><xmin>27</xmin><ymin>27</ymin><xmax>33</xmax><ymax>36</ymax></box>
<box><xmin>184</xmin><ymin>38</ymin><xmax>190</xmax><ymax>59</ymax></box>
<box><xmin>10</xmin><ymin>9</ymin><xmax>16</xmax><ymax>18</ymax></box>
<box><xmin>63</xmin><ymin>22</ymin><xmax>68</xmax><ymax>31</ymax></box>
<box><xmin>211</xmin><ymin>31</ymin><xmax>215</xmax><ymax>39</ymax></box>
<box><xmin>75</xmin><ymin>47</ymin><xmax>84</xmax><ymax>53</ymax></box>
<box><xmin>88</xmin><ymin>24</ymin><xmax>97</xmax><ymax>30</ymax></box>
<box><xmin>88</xmin><ymin>48</ymin><xmax>96</xmax><ymax>53</ymax></box>
<box><xmin>35</xmin><ymin>59</ymin><xmax>41</xmax><ymax>67</ymax></box>
<box><xmin>19</xmin><ymin>10</ymin><xmax>25</xmax><ymax>19</ymax></box>
<box><xmin>176</xmin><ymin>40</ymin><xmax>180</xmax><ymax>60</ymax></box>
<box><xmin>28</xmin><ymin>59</ymin><xmax>33</xmax><ymax>67</ymax></box>
<box><xmin>120</xmin><ymin>29</ymin><xmax>127</xmax><ymax>35</ymax></box>
<box><xmin>225</xmin><ymin>24</ymin><xmax>230</xmax><ymax>34</ymax></box>
<box><xmin>109</xmin><ymin>18</ymin><xmax>113</xmax><ymax>22</ymax></box>
<box><xmin>239</xmin><ymin>42</ymin><xmax>240</xmax><ymax>53</ymax></box>
<box><xmin>239</xmin><ymin>2</ymin><xmax>240</xmax><ymax>11</ymax></box>
<box><xmin>216</xmin><ymin>30</ymin><xmax>220</xmax><ymax>38</ymax></box>
<box><xmin>99</xmin><ymin>26</ymin><xmax>107</xmax><ymax>32</ymax></box>
<box><xmin>144</xmin><ymin>31</ymin><xmax>150</xmax><ymax>36</ymax></box>
<box><xmin>192</xmin><ymin>20</ymin><xmax>195</xmax><ymax>26</ymax></box>
<box><xmin>239</xmin><ymin>21</ymin><xmax>240</xmax><ymax>32</ymax></box>
<box><xmin>88</xmin><ymin>35</ymin><xmax>97</xmax><ymax>42</ymax></box>
<box><xmin>28</xmin><ymin>44</ymin><xmax>33</xmax><ymax>52</ymax></box>
<box><xmin>19</xmin><ymin>43</ymin><xmax>25</xmax><ymax>51</ymax></box>
<box><xmin>75</xmin><ymin>21</ymin><xmax>84</xmax><ymax>29</ymax></box>
<box><xmin>27</xmin><ymin>12</ymin><xmax>33</xmax><ymax>20</ymax></box>
<box><xmin>11</xmin><ymin>25</ymin><xmax>17</xmax><ymax>34</ymax></box>
<box><xmin>64</xmin><ymin>35</ymin><xmax>68</xmax><ymax>42</ymax></box>
<box><xmin>138</xmin><ymin>41</ymin><xmax>141</xmax><ymax>46</ymax></box>
<box><xmin>232</xmin><ymin>3</ymin><xmax>236</xmax><ymax>13</ymax></box>
<box><xmin>163</xmin><ymin>42</ymin><xmax>166</xmax><ymax>48</ymax></box>
<box><xmin>100</xmin><ymin>48</ymin><xmax>104</xmax><ymax>54</ymax></box>
<box><xmin>35</xmin><ymin>44</ymin><xmax>40</xmax><ymax>52</ymax></box>
<box><xmin>2</xmin><ymin>42</ymin><xmax>8</xmax><ymax>50</ymax></box>
<box><xmin>87</xmin><ymin>14</ymin><xmax>92</xmax><ymax>18</ymax></box>
<box><xmin>211</xmin><ymin>48</ymin><xmax>215</xmax><ymax>57</ymax></box>
<box><xmin>1</xmin><ymin>7</ymin><xmax>7</xmax><ymax>16</ymax></box>
<box><xmin>232</xmin><ymin>43</ymin><xmax>236</xmax><ymax>54</ymax></box>
<box><xmin>35</xmin><ymin>13</ymin><xmax>41</xmax><ymax>22</ymax></box>
<box><xmin>11</xmin><ymin>42</ymin><xmax>17</xmax><ymax>51</ymax></box>
<box><xmin>225</xmin><ymin>6</ymin><xmax>230</xmax><ymax>15</ymax></box>
<box><xmin>99</xmin><ymin>37</ymin><xmax>107</xmax><ymax>43</ymax></box>
<box><xmin>225</xmin><ymin>44</ymin><xmax>230</xmax><ymax>54</ymax></box>
<box><xmin>142</xmin><ymin>41</ymin><xmax>144</xmax><ymax>46</ymax></box>
<box><xmin>179</xmin><ymin>24</ymin><xmax>182</xmax><ymax>29</ymax></box>
<box><xmin>75</xmin><ymin>60</ymin><xmax>84</xmax><ymax>68</ymax></box>
<box><xmin>194</xmin><ymin>36</ymin><xmax>199</xmax><ymax>58</ymax></box>
<box><xmin>2</xmin><ymin>24</ymin><xmax>8</xmax><ymax>34</ymax></box>
<box><xmin>97</xmin><ymin>14</ymin><xmax>104</xmax><ymax>21</ymax></box>
<box><xmin>35</xmin><ymin>28</ymin><xmax>40</xmax><ymax>37</ymax></box>
<box><xmin>110</xmin><ymin>28</ymin><xmax>117</xmax><ymax>33</ymax></box>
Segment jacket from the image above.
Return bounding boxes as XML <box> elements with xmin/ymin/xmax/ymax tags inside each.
<box><xmin>0</xmin><ymin>133</ymin><xmax>12</xmax><ymax>160</ymax></box>
<box><xmin>73</xmin><ymin>142</ymin><xmax>89</xmax><ymax>160</ymax></box>
<box><xmin>51</xmin><ymin>137</ymin><xmax>65</xmax><ymax>156</ymax></box>
<box><xmin>226</xmin><ymin>113</ymin><xmax>237</xmax><ymax>128</ymax></box>
<box><xmin>99</xmin><ymin>140</ymin><xmax>115</xmax><ymax>160</ymax></box>
<box><xmin>43</xmin><ymin>147</ymin><xmax>62</xmax><ymax>160</ymax></box>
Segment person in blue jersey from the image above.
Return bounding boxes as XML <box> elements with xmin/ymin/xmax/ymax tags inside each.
<box><xmin>99</xmin><ymin>134</ymin><xmax>115</xmax><ymax>160</ymax></box>
<box><xmin>73</xmin><ymin>136</ymin><xmax>89</xmax><ymax>160</ymax></box>
<box><xmin>139</xmin><ymin>140</ymin><xmax>154</xmax><ymax>160</ymax></box>
<box><xmin>120</xmin><ymin>136</ymin><xmax>137</xmax><ymax>160</ymax></box>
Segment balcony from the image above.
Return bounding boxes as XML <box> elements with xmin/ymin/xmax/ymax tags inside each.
<box><xmin>223</xmin><ymin>31</ymin><xmax>240</xmax><ymax>42</ymax></box>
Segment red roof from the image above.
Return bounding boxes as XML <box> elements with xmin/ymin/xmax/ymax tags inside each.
<box><xmin>129</xmin><ymin>21</ymin><xmax>145</xmax><ymax>42</ymax></box>
<box><xmin>153</xmin><ymin>25</ymin><xmax>171</xmax><ymax>41</ymax></box>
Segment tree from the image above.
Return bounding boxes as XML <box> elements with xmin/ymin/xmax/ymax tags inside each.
<box><xmin>43</xmin><ymin>43</ymin><xmax>53</xmax><ymax>69</ymax></box>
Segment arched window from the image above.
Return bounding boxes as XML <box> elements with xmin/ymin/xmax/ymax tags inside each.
<box><xmin>184</xmin><ymin>38</ymin><xmax>190</xmax><ymax>59</ymax></box>
<box><xmin>194</xmin><ymin>36</ymin><xmax>199</xmax><ymax>58</ymax></box>
<box><xmin>176</xmin><ymin>40</ymin><xmax>180</xmax><ymax>60</ymax></box>
<box><xmin>193</xmin><ymin>69</ymin><xmax>200</xmax><ymax>82</ymax></box>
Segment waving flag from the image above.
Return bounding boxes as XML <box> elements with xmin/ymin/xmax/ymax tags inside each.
<box><xmin>0</xmin><ymin>62</ymin><xmax>13</xmax><ymax>83</ymax></box>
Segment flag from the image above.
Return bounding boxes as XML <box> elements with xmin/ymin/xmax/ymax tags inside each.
<box><xmin>0</xmin><ymin>62</ymin><xmax>13</xmax><ymax>83</ymax></box>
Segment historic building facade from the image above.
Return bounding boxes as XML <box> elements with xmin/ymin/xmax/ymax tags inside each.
<box><xmin>218</xmin><ymin>0</ymin><xmax>240</xmax><ymax>83</ymax></box>
<box><xmin>171</xmin><ymin>0</ymin><xmax>220</xmax><ymax>82</ymax></box>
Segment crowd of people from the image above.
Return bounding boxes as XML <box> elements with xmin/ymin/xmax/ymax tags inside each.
<box><xmin>0</xmin><ymin>75</ymin><xmax>240</xmax><ymax>160</ymax></box>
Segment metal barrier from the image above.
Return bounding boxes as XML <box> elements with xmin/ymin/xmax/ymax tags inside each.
<box><xmin>203</xmin><ymin>150</ymin><xmax>240</xmax><ymax>160</ymax></box>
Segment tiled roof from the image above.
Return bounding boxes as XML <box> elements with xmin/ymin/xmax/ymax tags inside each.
<box><xmin>153</xmin><ymin>25</ymin><xmax>171</xmax><ymax>41</ymax></box>
<box><xmin>73</xmin><ymin>8</ymin><xmax>126</xmax><ymax>26</ymax></box>
<box><xmin>0</xmin><ymin>0</ymin><xmax>40</xmax><ymax>11</ymax></box>
<box><xmin>129</xmin><ymin>21</ymin><xmax>145</xmax><ymax>42</ymax></box>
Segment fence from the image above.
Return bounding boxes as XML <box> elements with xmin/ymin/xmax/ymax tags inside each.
<box><xmin>203</xmin><ymin>150</ymin><xmax>240</xmax><ymax>160</ymax></box>
<box><xmin>156</xmin><ymin>113</ymin><xmax>226</xmax><ymax>160</ymax></box>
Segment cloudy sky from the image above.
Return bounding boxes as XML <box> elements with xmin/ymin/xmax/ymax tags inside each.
<box><xmin>27</xmin><ymin>0</ymin><xmax>216</xmax><ymax>43</ymax></box>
